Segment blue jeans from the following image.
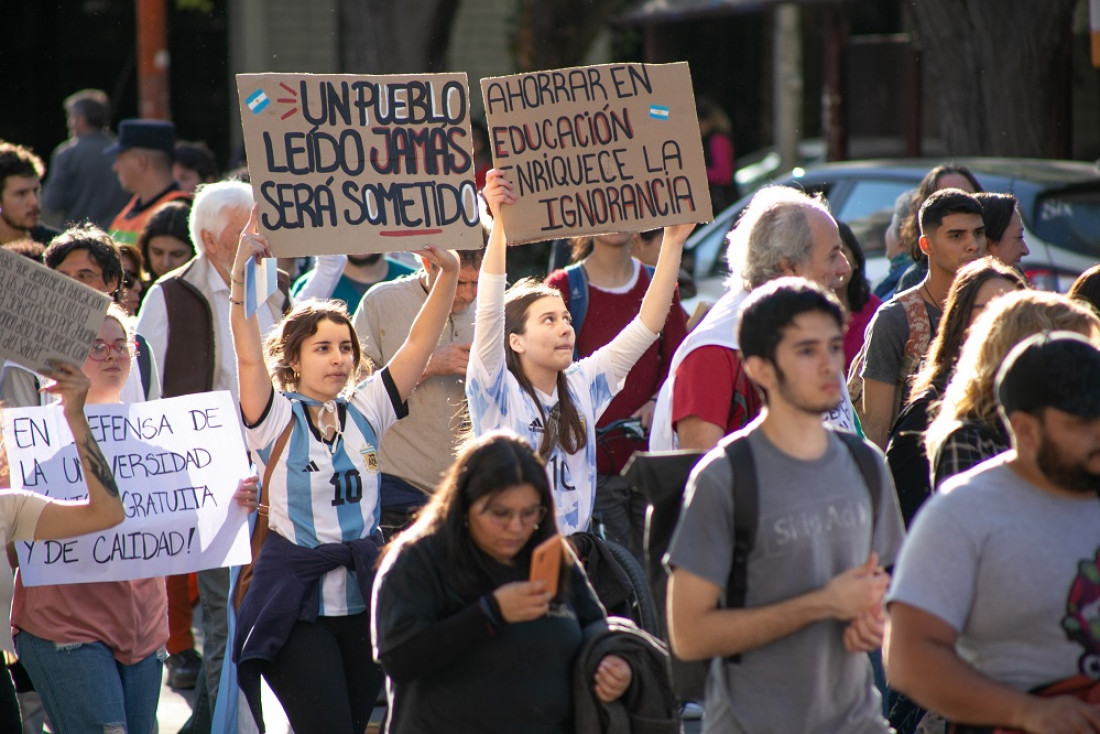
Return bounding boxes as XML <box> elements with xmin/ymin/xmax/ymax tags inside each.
<box><xmin>15</xmin><ymin>630</ymin><xmax>162</xmax><ymax>734</ymax></box>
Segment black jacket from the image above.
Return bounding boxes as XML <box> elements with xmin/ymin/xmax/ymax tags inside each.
<box><xmin>573</xmin><ymin>617</ymin><xmax>680</xmax><ymax>734</ymax></box>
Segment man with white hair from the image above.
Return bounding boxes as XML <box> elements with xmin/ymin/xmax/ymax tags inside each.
<box><xmin>650</xmin><ymin>185</ymin><xmax>854</xmax><ymax>451</ymax></box>
<box><xmin>135</xmin><ymin>179</ymin><xmax>287</xmax><ymax>707</ymax></box>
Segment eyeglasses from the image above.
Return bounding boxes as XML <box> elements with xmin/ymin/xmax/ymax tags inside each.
<box><xmin>88</xmin><ymin>342</ymin><xmax>137</xmax><ymax>361</ymax></box>
<box><xmin>482</xmin><ymin>504</ymin><xmax>547</xmax><ymax>528</ymax></box>
<box><xmin>121</xmin><ymin>270</ymin><xmax>139</xmax><ymax>289</ymax></box>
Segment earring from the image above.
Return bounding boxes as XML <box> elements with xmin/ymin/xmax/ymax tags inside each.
<box><xmin>533</xmin><ymin>523</ymin><xmax>540</xmax><ymax>530</ymax></box>
<box><xmin>293</xmin><ymin>369</ymin><xmax>300</xmax><ymax>380</ymax></box>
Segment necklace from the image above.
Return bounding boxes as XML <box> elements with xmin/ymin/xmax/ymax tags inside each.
<box><xmin>921</xmin><ymin>281</ymin><xmax>942</xmax><ymax>310</ymax></box>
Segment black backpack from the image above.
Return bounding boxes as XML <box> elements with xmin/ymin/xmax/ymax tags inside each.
<box><xmin>623</xmin><ymin>428</ymin><xmax>883</xmax><ymax>696</ymax></box>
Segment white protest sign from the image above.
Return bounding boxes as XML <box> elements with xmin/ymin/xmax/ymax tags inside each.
<box><xmin>4</xmin><ymin>392</ymin><xmax>252</xmax><ymax>585</ymax></box>
<box><xmin>0</xmin><ymin>247</ymin><xmax>110</xmax><ymax>374</ymax></box>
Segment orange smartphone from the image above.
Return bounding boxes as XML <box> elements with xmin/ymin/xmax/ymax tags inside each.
<box><xmin>529</xmin><ymin>534</ymin><xmax>562</xmax><ymax>597</ymax></box>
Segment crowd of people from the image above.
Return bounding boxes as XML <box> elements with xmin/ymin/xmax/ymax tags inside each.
<box><xmin>0</xmin><ymin>87</ymin><xmax>1097</xmax><ymax>734</ymax></box>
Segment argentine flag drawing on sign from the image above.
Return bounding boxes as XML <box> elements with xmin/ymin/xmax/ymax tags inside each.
<box><xmin>246</xmin><ymin>89</ymin><xmax>270</xmax><ymax>115</ymax></box>
<box><xmin>649</xmin><ymin>105</ymin><xmax>670</xmax><ymax>120</ymax></box>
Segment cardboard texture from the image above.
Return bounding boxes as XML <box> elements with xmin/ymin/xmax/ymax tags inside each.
<box><xmin>0</xmin><ymin>247</ymin><xmax>110</xmax><ymax>374</ymax></box>
<box><xmin>7</xmin><ymin>392</ymin><xmax>252</xmax><ymax>584</ymax></box>
<box><xmin>237</xmin><ymin>72</ymin><xmax>482</xmax><ymax>257</ymax></box>
<box><xmin>481</xmin><ymin>62</ymin><xmax>713</xmax><ymax>244</ymax></box>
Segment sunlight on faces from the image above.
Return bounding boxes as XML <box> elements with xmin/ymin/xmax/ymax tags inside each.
<box><xmin>0</xmin><ymin>174</ymin><xmax>42</xmax><ymax>230</ymax></box>
<box><xmin>509</xmin><ymin>295</ymin><xmax>575</xmax><ymax>377</ymax></box>
<box><xmin>987</xmin><ymin>211</ymin><xmax>1029</xmax><ymax>267</ymax></box>
<box><xmin>467</xmin><ymin>483</ymin><xmax>543</xmax><ymax>564</ymax></box>
<box><xmin>147</xmin><ymin>235</ymin><xmax>193</xmax><ymax>277</ymax></box>
<box><xmin>452</xmin><ymin>265</ymin><xmax>480</xmax><ymax>314</ymax></box>
<box><xmin>83</xmin><ymin>317</ymin><xmax>131</xmax><ymax>400</ymax></box>
<box><xmin>747</xmin><ymin>311</ymin><xmax>845</xmax><ymax>416</ymax></box>
<box><xmin>289</xmin><ymin>318</ymin><xmax>358</xmax><ymax>402</ymax></box>
<box><xmin>790</xmin><ymin>210</ymin><xmax>850</xmax><ymax>290</ymax></box>
<box><xmin>118</xmin><ymin>250</ymin><xmax>143</xmax><ymax>316</ymax></box>
<box><xmin>922</xmin><ymin>212</ymin><xmax>986</xmax><ymax>277</ymax></box>
<box><xmin>55</xmin><ymin>248</ymin><xmax>112</xmax><ymax>294</ymax></box>
<box><xmin>203</xmin><ymin>205</ymin><xmax>250</xmax><ymax>274</ymax></box>
<box><xmin>967</xmin><ymin>277</ymin><xmax>1018</xmax><ymax>327</ymax></box>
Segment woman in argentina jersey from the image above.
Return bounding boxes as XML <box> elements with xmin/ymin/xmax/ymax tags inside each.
<box><xmin>229</xmin><ymin>206</ymin><xmax>459</xmax><ymax>734</ymax></box>
<box><xmin>467</xmin><ymin>170</ymin><xmax>694</xmax><ymax>535</ymax></box>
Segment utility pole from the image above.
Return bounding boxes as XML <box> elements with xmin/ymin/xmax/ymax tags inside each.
<box><xmin>774</xmin><ymin>4</ymin><xmax>802</xmax><ymax>174</ymax></box>
<box><xmin>136</xmin><ymin>0</ymin><xmax>171</xmax><ymax>119</ymax></box>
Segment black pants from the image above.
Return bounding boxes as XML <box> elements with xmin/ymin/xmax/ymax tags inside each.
<box><xmin>260</xmin><ymin>612</ymin><xmax>382</xmax><ymax>734</ymax></box>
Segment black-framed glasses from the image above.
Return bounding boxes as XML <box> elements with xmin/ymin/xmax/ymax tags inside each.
<box><xmin>121</xmin><ymin>270</ymin><xmax>138</xmax><ymax>289</ymax></box>
<box><xmin>88</xmin><ymin>341</ymin><xmax>137</xmax><ymax>361</ymax></box>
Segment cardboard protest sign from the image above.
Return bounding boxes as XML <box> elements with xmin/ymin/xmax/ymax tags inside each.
<box><xmin>0</xmin><ymin>247</ymin><xmax>110</xmax><ymax>374</ymax></box>
<box><xmin>237</xmin><ymin>72</ymin><xmax>483</xmax><ymax>257</ymax></box>
<box><xmin>481</xmin><ymin>62</ymin><xmax>713</xmax><ymax>244</ymax></box>
<box><xmin>5</xmin><ymin>392</ymin><xmax>252</xmax><ymax>585</ymax></box>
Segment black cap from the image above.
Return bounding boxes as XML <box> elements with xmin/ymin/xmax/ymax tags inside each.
<box><xmin>106</xmin><ymin>119</ymin><xmax>176</xmax><ymax>156</ymax></box>
<box><xmin>995</xmin><ymin>331</ymin><xmax>1100</xmax><ymax>419</ymax></box>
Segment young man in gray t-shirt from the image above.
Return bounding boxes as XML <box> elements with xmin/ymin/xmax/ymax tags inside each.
<box><xmin>666</xmin><ymin>278</ymin><xmax>905</xmax><ymax>733</ymax></box>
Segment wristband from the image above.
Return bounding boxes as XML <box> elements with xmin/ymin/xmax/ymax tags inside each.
<box><xmin>231</xmin><ymin>275</ymin><xmax>245</xmax><ymax>287</ymax></box>
<box><xmin>229</xmin><ymin>296</ymin><xmax>244</xmax><ymax>306</ymax></box>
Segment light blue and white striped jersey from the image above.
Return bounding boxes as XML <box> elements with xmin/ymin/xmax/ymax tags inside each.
<box><xmin>247</xmin><ymin>370</ymin><xmax>405</xmax><ymax>616</ymax></box>
<box><xmin>466</xmin><ymin>272</ymin><xmax>658</xmax><ymax>535</ymax></box>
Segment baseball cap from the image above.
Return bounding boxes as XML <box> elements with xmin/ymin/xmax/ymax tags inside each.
<box><xmin>995</xmin><ymin>331</ymin><xmax>1100</xmax><ymax>419</ymax></box>
<box><xmin>106</xmin><ymin>119</ymin><xmax>176</xmax><ymax>156</ymax></box>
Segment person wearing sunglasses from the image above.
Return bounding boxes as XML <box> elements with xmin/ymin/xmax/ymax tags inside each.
<box><xmin>116</xmin><ymin>243</ymin><xmax>147</xmax><ymax>316</ymax></box>
<box><xmin>372</xmin><ymin>430</ymin><xmax>632</xmax><ymax>733</ymax></box>
<box><xmin>0</xmin><ymin>225</ymin><xmax>161</xmax><ymax>410</ymax></box>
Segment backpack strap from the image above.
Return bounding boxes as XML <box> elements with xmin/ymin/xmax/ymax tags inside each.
<box><xmin>564</xmin><ymin>263</ymin><xmax>588</xmax><ymax>359</ymax></box>
<box><xmin>134</xmin><ymin>333</ymin><xmax>153</xmax><ymax>400</ymax></box>
<box><xmin>233</xmin><ymin>416</ymin><xmax>293</xmax><ymax>612</ymax></box>
<box><xmin>719</xmin><ymin>430</ymin><xmax>881</xmax><ymax>664</ymax></box>
<box><xmin>834</xmin><ymin>430</ymin><xmax>881</xmax><ymax>522</ymax></box>
<box><xmin>721</xmin><ymin>433</ymin><xmax>758</xmax><ymax>664</ymax></box>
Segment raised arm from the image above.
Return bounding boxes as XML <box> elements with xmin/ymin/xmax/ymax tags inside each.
<box><xmin>637</xmin><ymin>223</ymin><xmax>692</xmax><ymax>333</ymax></box>
<box><xmin>384</xmin><ymin>247</ymin><xmax>459</xmax><ymax>402</ymax></box>
<box><xmin>229</xmin><ymin>206</ymin><xmax>277</xmax><ymax>425</ymax></box>
<box><xmin>481</xmin><ymin>170</ymin><xmax>515</xmax><ymax>278</ymax></box>
<box><xmin>33</xmin><ymin>362</ymin><xmax>125</xmax><ymax>539</ymax></box>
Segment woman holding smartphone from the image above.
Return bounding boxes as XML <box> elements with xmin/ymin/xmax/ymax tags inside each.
<box><xmin>371</xmin><ymin>430</ymin><xmax>632</xmax><ymax>733</ymax></box>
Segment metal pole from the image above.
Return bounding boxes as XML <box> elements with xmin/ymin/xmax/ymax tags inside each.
<box><xmin>136</xmin><ymin>0</ymin><xmax>171</xmax><ymax>119</ymax></box>
<box><xmin>774</xmin><ymin>3</ymin><xmax>802</xmax><ymax>173</ymax></box>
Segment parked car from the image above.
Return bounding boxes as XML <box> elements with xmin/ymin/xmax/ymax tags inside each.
<box><xmin>685</xmin><ymin>157</ymin><xmax>1100</xmax><ymax>308</ymax></box>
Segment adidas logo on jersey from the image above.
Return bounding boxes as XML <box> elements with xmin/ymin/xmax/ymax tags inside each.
<box><xmin>529</xmin><ymin>417</ymin><xmax>544</xmax><ymax>434</ymax></box>
<box><xmin>304</xmin><ymin>460</ymin><xmax>320</xmax><ymax>472</ymax></box>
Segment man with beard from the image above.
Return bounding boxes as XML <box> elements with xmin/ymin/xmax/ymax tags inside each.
<box><xmin>886</xmin><ymin>331</ymin><xmax>1100</xmax><ymax>733</ymax></box>
<box><xmin>0</xmin><ymin>141</ymin><xmax>57</xmax><ymax>246</ymax></box>
<box><xmin>666</xmin><ymin>278</ymin><xmax>905</xmax><ymax>733</ymax></box>
<box><xmin>290</xmin><ymin>252</ymin><xmax>415</xmax><ymax>313</ymax></box>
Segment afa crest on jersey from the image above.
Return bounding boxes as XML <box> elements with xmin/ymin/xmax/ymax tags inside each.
<box><xmin>360</xmin><ymin>443</ymin><xmax>380</xmax><ymax>473</ymax></box>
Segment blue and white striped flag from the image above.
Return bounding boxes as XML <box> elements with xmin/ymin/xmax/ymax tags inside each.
<box><xmin>245</xmin><ymin>256</ymin><xmax>278</xmax><ymax>318</ymax></box>
<box><xmin>649</xmin><ymin>105</ymin><xmax>670</xmax><ymax>120</ymax></box>
<box><xmin>246</xmin><ymin>89</ymin><xmax>270</xmax><ymax>115</ymax></box>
